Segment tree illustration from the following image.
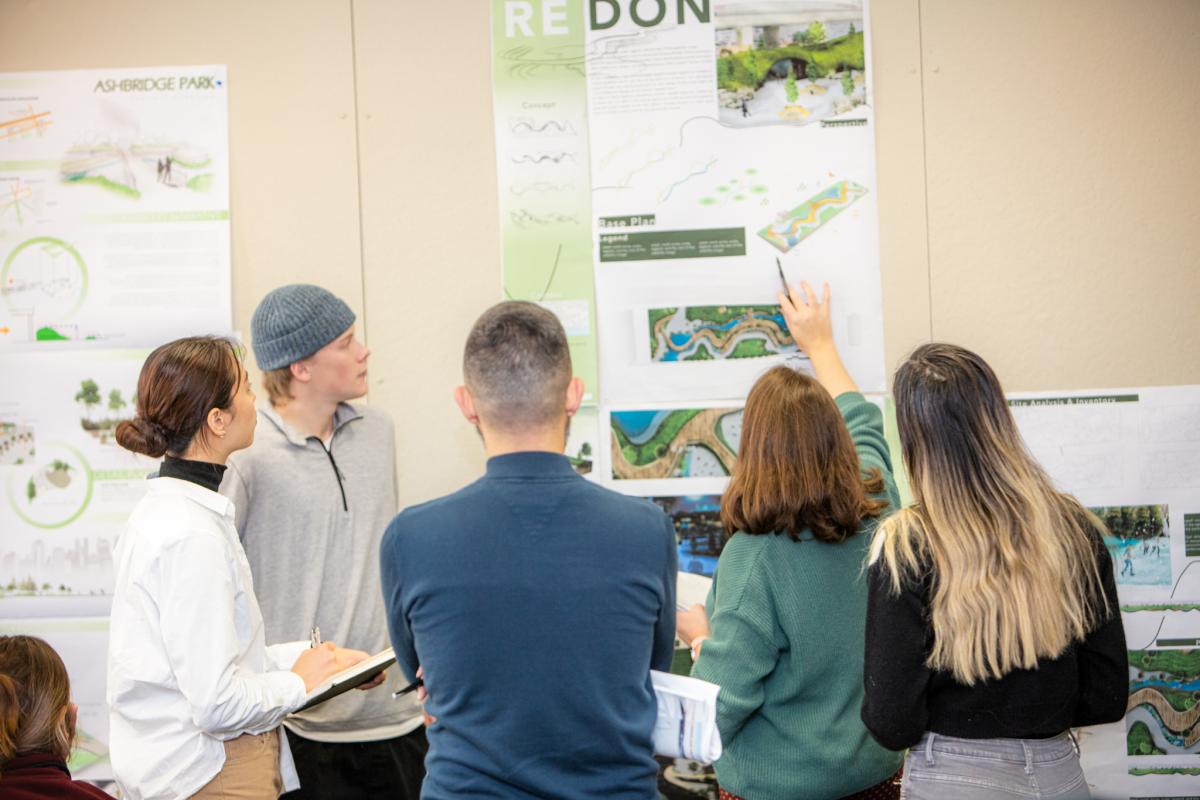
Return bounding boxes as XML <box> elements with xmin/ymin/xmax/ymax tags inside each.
<box><xmin>25</xmin><ymin>478</ymin><xmax>36</xmax><ymax>503</ymax></box>
<box><xmin>785</xmin><ymin>63</ymin><xmax>799</xmax><ymax>102</ymax></box>
<box><xmin>108</xmin><ymin>388</ymin><xmax>127</xmax><ymax>413</ymax></box>
<box><xmin>804</xmin><ymin>21</ymin><xmax>826</xmax><ymax>44</ymax></box>
<box><xmin>75</xmin><ymin>379</ymin><xmax>101</xmax><ymax>420</ymax></box>
<box><xmin>580</xmin><ymin>442</ymin><xmax>593</xmax><ymax>457</ymax></box>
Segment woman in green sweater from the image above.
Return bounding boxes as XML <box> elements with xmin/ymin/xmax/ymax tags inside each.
<box><xmin>677</xmin><ymin>281</ymin><xmax>904</xmax><ymax>799</ymax></box>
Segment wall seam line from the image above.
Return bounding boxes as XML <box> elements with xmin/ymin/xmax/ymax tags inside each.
<box><xmin>349</xmin><ymin>0</ymin><xmax>370</xmax><ymax>351</ymax></box>
<box><xmin>916</xmin><ymin>0</ymin><xmax>934</xmax><ymax>342</ymax></box>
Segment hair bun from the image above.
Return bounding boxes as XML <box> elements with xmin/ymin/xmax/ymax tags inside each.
<box><xmin>115</xmin><ymin>416</ymin><xmax>171</xmax><ymax>458</ymax></box>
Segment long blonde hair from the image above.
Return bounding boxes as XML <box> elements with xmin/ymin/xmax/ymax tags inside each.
<box><xmin>872</xmin><ymin>344</ymin><xmax>1109</xmax><ymax>685</ymax></box>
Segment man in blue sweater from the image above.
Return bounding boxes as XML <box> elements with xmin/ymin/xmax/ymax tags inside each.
<box><xmin>380</xmin><ymin>301</ymin><xmax>677</xmax><ymax>799</ymax></box>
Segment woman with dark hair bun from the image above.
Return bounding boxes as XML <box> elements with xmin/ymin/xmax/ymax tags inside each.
<box><xmin>0</xmin><ymin>635</ymin><xmax>111</xmax><ymax>799</ymax></box>
<box><xmin>108</xmin><ymin>336</ymin><xmax>382</xmax><ymax>800</ymax></box>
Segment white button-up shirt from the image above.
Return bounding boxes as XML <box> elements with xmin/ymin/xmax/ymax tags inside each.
<box><xmin>108</xmin><ymin>477</ymin><xmax>308</xmax><ymax>800</ymax></box>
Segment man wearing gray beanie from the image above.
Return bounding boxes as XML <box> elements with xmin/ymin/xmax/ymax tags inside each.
<box><xmin>219</xmin><ymin>284</ymin><xmax>427</xmax><ymax>799</ymax></box>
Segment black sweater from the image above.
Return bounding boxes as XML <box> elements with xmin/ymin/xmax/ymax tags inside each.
<box><xmin>860</xmin><ymin>531</ymin><xmax>1128</xmax><ymax>751</ymax></box>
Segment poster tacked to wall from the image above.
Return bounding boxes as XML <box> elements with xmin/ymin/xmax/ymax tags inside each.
<box><xmin>0</xmin><ymin>65</ymin><xmax>231</xmax><ymax>348</ymax></box>
<box><xmin>0</xmin><ymin>64</ymin><xmax>233</xmax><ymax>786</ymax></box>
<box><xmin>1010</xmin><ymin>387</ymin><xmax>1200</xmax><ymax>798</ymax></box>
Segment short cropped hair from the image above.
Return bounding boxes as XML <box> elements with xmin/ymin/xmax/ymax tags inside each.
<box><xmin>463</xmin><ymin>302</ymin><xmax>571</xmax><ymax>432</ymax></box>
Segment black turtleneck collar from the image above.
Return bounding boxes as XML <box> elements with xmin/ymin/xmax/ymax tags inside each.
<box><xmin>159</xmin><ymin>456</ymin><xmax>227</xmax><ymax>493</ymax></box>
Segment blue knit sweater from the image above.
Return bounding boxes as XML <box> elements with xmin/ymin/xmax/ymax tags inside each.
<box><xmin>380</xmin><ymin>451</ymin><xmax>677</xmax><ymax>799</ymax></box>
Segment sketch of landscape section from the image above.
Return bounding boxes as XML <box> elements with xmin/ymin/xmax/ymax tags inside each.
<box><xmin>644</xmin><ymin>304</ymin><xmax>798</xmax><ymax>363</ymax></box>
<box><xmin>0</xmin><ymin>617</ymin><xmax>114</xmax><ymax>782</ymax></box>
<box><xmin>0</xmin><ymin>65</ymin><xmax>231</xmax><ymax>348</ymax></box>
<box><xmin>0</xmin><ymin>349</ymin><xmax>157</xmax><ymax>614</ymax></box>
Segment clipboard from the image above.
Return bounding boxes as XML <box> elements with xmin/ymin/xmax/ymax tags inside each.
<box><xmin>293</xmin><ymin>647</ymin><xmax>396</xmax><ymax>713</ymax></box>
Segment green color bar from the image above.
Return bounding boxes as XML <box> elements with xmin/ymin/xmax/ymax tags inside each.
<box><xmin>1007</xmin><ymin>395</ymin><xmax>1139</xmax><ymax>407</ymax></box>
<box><xmin>599</xmin><ymin>228</ymin><xmax>746</xmax><ymax>262</ymax></box>
<box><xmin>1185</xmin><ymin>514</ymin><xmax>1200</xmax><ymax>557</ymax></box>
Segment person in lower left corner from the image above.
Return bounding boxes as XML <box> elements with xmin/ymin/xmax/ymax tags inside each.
<box><xmin>0</xmin><ymin>635</ymin><xmax>112</xmax><ymax>800</ymax></box>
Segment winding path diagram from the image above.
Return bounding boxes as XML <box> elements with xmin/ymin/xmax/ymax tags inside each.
<box><xmin>611</xmin><ymin>408</ymin><xmax>739</xmax><ymax>480</ymax></box>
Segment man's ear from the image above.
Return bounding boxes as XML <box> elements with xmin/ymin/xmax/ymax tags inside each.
<box><xmin>289</xmin><ymin>360</ymin><xmax>311</xmax><ymax>385</ymax></box>
<box><xmin>565</xmin><ymin>377</ymin><xmax>584</xmax><ymax>417</ymax></box>
<box><xmin>454</xmin><ymin>385</ymin><xmax>480</xmax><ymax>425</ymax></box>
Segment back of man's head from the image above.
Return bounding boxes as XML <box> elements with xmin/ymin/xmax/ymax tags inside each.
<box><xmin>463</xmin><ymin>302</ymin><xmax>571</xmax><ymax>433</ymax></box>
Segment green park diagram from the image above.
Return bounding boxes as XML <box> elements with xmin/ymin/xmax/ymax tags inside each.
<box><xmin>610</xmin><ymin>407</ymin><xmax>742</xmax><ymax>480</ymax></box>
<box><xmin>648</xmin><ymin>305</ymin><xmax>797</xmax><ymax>362</ymax></box>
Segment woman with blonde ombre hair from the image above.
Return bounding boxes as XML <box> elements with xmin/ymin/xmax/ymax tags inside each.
<box><xmin>861</xmin><ymin>343</ymin><xmax>1128</xmax><ymax>800</ymax></box>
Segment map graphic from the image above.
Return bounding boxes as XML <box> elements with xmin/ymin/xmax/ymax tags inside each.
<box><xmin>652</xmin><ymin>494</ymin><xmax>724</xmax><ymax>576</ymax></box>
<box><xmin>1126</xmin><ymin>649</ymin><xmax>1200</xmax><ymax>756</ymax></box>
<box><xmin>649</xmin><ymin>304</ymin><xmax>797</xmax><ymax>362</ymax></box>
<box><xmin>611</xmin><ymin>407</ymin><xmax>742</xmax><ymax>480</ymax></box>
<box><xmin>758</xmin><ymin>179</ymin><xmax>868</xmax><ymax>253</ymax></box>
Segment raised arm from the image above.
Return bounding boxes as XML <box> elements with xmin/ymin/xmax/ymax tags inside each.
<box><xmin>778</xmin><ymin>280</ymin><xmax>856</xmax><ymax>399</ymax></box>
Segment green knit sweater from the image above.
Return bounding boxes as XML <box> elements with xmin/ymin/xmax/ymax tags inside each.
<box><xmin>691</xmin><ymin>392</ymin><xmax>903</xmax><ymax>799</ymax></box>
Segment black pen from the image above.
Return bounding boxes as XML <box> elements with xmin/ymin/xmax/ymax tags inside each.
<box><xmin>393</xmin><ymin>677</ymin><xmax>423</xmax><ymax>698</ymax></box>
<box><xmin>775</xmin><ymin>257</ymin><xmax>791</xmax><ymax>297</ymax></box>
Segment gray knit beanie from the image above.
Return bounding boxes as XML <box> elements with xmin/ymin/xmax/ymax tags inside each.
<box><xmin>251</xmin><ymin>284</ymin><xmax>356</xmax><ymax>370</ymax></box>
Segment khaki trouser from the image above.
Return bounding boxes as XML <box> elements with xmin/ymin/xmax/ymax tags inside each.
<box><xmin>191</xmin><ymin>730</ymin><xmax>283</xmax><ymax>799</ymax></box>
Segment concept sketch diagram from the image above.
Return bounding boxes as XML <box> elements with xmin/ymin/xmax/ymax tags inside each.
<box><xmin>611</xmin><ymin>408</ymin><xmax>741</xmax><ymax>480</ymax></box>
<box><xmin>649</xmin><ymin>305</ymin><xmax>797</xmax><ymax>362</ymax></box>
<box><xmin>758</xmin><ymin>179</ymin><xmax>867</xmax><ymax>253</ymax></box>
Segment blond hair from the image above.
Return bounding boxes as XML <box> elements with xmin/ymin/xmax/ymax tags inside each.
<box><xmin>261</xmin><ymin>365</ymin><xmax>294</xmax><ymax>406</ymax></box>
<box><xmin>872</xmin><ymin>344</ymin><xmax>1109</xmax><ymax>685</ymax></box>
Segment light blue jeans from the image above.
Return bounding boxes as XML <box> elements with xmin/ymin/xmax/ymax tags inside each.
<box><xmin>901</xmin><ymin>732</ymin><xmax>1090</xmax><ymax>799</ymax></box>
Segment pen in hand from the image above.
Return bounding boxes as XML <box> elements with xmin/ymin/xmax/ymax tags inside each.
<box><xmin>310</xmin><ymin>626</ymin><xmax>321</xmax><ymax>649</ymax></box>
<box><xmin>776</xmin><ymin>257</ymin><xmax>791</xmax><ymax>297</ymax></box>
<box><xmin>393</xmin><ymin>677</ymin><xmax>424</xmax><ymax>699</ymax></box>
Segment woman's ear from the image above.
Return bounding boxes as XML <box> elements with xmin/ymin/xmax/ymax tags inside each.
<box><xmin>206</xmin><ymin>406</ymin><xmax>228</xmax><ymax>439</ymax></box>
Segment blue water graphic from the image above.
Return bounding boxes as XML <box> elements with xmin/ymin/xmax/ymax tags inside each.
<box><xmin>612</xmin><ymin>410</ymin><xmax>671</xmax><ymax>443</ymax></box>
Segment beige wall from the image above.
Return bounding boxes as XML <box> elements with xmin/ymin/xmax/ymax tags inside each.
<box><xmin>3</xmin><ymin>0</ymin><xmax>1197</xmax><ymax>507</ymax></box>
